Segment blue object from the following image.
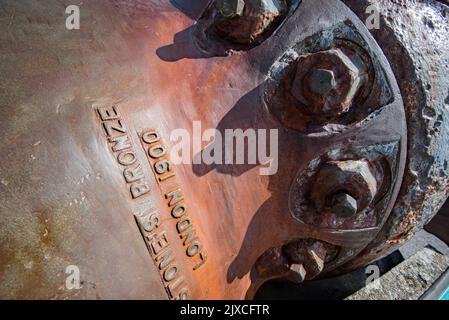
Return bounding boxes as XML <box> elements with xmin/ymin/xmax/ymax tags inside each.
<box><xmin>438</xmin><ymin>285</ymin><xmax>449</xmax><ymax>300</ymax></box>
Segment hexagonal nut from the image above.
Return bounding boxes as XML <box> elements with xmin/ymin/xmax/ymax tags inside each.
<box><xmin>214</xmin><ymin>0</ymin><xmax>288</xmax><ymax>45</ymax></box>
<box><xmin>283</xmin><ymin>239</ymin><xmax>327</xmax><ymax>280</ymax></box>
<box><xmin>291</xmin><ymin>49</ymin><xmax>363</xmax><ymax>117</ymax></box>
<box><xmin>218</xmin><ymin>0</ymin><xmax>245</xmax><ymax>18</ymax></box>
<box><xmin>309</xmin><ymin>159</ymin><xmax>378</xmax><ymax>214</ymax></box>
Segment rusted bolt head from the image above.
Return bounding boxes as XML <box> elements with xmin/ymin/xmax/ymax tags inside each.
<box><xmin>310</xmin><ymin>159</ymin><xmax>378</xmax><ymax>214</ymax></box>
<box><xmin>213</xmin><ymin>0</ymin><xmax>288</xmax><ymax>45</ymax></box>
<box><xmin>331</xmin><ymin>192</ymin><xmax>358</xmax><ymax>218</ymax></box>
<box><xmin>218</xmin><ymin>0</ymin><xmax>245</xmax><ymax>18</ymax></box>
<box><xmin>291</xmin><ymin>49</ymin><xmax>363</xmax><ymax>117</ymax></box>
<box><xmin>309</xmin><ymin>69</ymin><xmax>337</xmax><ymax>96</ymax></box>
<box><xmin>287</xmin><ymin>263</ymin><xmax>307</xmax><ymax>284</ymax></box>
<box><xmin>283</xmin><ymin>239</ymin><xmax>326</xmax><ymax>280</ymax></box>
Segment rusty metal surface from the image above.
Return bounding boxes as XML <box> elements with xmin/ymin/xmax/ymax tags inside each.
<box><xmin>0</xmin><ymin>0</ymin><xmax>447</xmax><ymax>300</ymax></box>
<box><xmin>336</xmin><ymin>0</ymin><xmax>449</xmax><ymax>274</ymax></box>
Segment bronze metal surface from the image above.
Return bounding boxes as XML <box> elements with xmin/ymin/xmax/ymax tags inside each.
<box><xmin>0</xmin><ymin>0</ymin><xmax>447</xmax><ymax>300</ymax></box>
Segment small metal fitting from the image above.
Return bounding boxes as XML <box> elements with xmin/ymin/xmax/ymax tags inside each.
<box><xmin>310</xmin><ymin>159</ymin><xmax>379</xmax><ymax>215</ymax></box>
<box><xmin>286</xmin><ymin>263</ymin><xmax>307</xmax><ymax>284</ymax></box>
<box><xmin>291</xmin><ymin>49</ymin><xmax>363</xmax><ymax>117</ymax></box>
<box><xmin>213</xmin><ymin>0</ymin><xmax>289</xmax><ymax>45</ymax></box>
<box><xmin>309</xmin><ymin>69</ymin><xmax>337</xmax><ymax>96</ymax></box>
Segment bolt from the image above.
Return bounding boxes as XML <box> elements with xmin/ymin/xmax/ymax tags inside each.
<box><xmin>291</xmin><ymin>49</ymin><xmax>363</xmax><ymax>117</ymax></box>
<box><xmin>308</xmin><ymin>69</ymin><xmax>336</xmax><ymax>96</ymax></box>
<box><xmin>310</xmin><ymin>159</ymin><xmax>379</xmax><ymax>215</ymax></box>
<box><xmin>218</xmin><ymin>0</ymin><xmax>245</xmax><ymax>18</ymax></box>
<box><xmin>331</xmin><ymin>191</ymin><xmax>358</xmax><ymax>218</ymax></box>
<box><xmin>287</xmin><ymin>263</ymin><xmax>307</xmax><ymax>284</ymax></box>
<box><xmin>283</xmin><ymin>239</ymin><xmax>327</xmax><ymax>280</ymax></box>
<box><xmin>213</xmin><ymin>0</ymin><xmax>289</xmax><ymax>45</ymax></box>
